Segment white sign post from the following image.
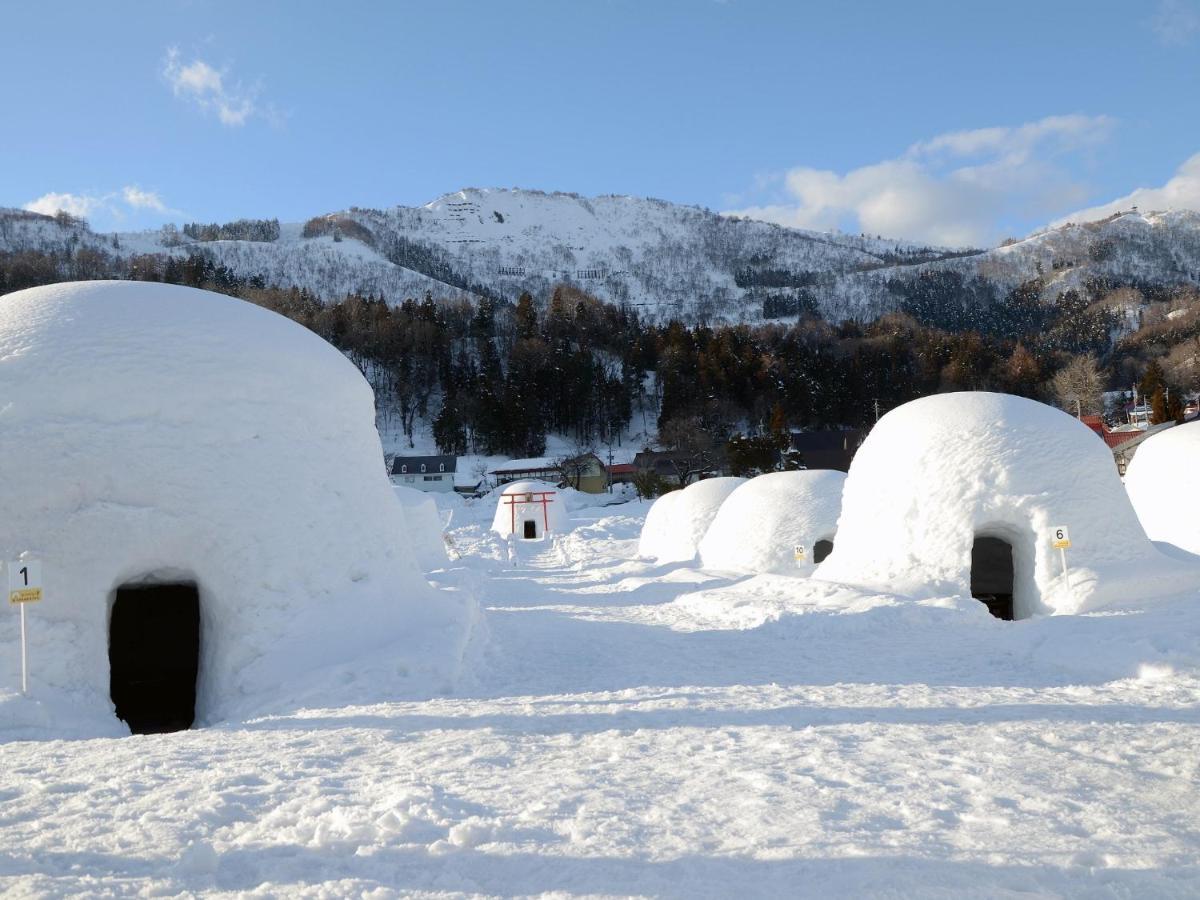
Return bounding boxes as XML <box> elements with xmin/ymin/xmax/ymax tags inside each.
<box><xmin>8</xmin><ymin>558</ymin><xmax>43</xmax><ymax>695</ymax></box>
<box><xmin>1049</xmin><ymin>527</ymin><xmax>1071</xmax><ymax>586</ymax></box>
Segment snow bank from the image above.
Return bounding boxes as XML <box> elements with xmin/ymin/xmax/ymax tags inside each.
<box><xmin>813</xmin><ymin>392</ymin><xmax>1200</xmax><ymax>615</ymax></box>
<box><xmin>490</xmin><ymin>480</ymin><xmax>567</xmax><ymax>539</ymax></box>
<box><xmin>0</xmin><ymin>281</ymin><xmax>476</xmax><ymax>734</ymax></box>
<box><xmin>699</xmin><ymin>470</ymin><xmax>845</xmax><ymax>574</ymax></box>
<box><xmin>1125</xmin><ymin>422</ymin><xmax>1200</xmax><ymax>556</ymax></box>
<box><xmin>391</xmin><ymin>485</ymin><xmax>450</xmax><ymax>570</ymax></box>
<box><xmin>638</xmin><ymin>477</ymin><xmax>746</xmax><ymax>563</ymax></box>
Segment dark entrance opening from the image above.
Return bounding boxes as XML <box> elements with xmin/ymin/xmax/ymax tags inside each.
<box><xmin>813</xmin><ymin>539</ymin><xmax>834</xmax><ymax>564</ymax></box>
<box><xmin>109</xmin><ymin>582</ymin><xmax>200</xmax><ymax>734</ymax></box>
<box><xmin>523</xmin><ymin>520</ymin><xmax>537</xmax><ymax>540</ymax></box>
<box><xmin>971</xmin><ymin>537</ymin><xmax>1014</xmax><ymax>621</ymax></box>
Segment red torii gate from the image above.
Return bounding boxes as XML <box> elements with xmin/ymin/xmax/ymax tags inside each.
<box><xmin>503</xmin><ymin>489</ymin><xmax>556</xmax><ymax>537</ymax></box>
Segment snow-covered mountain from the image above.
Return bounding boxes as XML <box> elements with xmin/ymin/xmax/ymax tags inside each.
<box><xmin>4</xmin><ymin>190</ymin><xmax>1200</xmax><ymax>322</ymax></box>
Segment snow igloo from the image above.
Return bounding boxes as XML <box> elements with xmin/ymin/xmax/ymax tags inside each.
<box><xmin>392</xmin><ymin>485</ymin><xmax>450</xmax><ymax>570</ymax></box>
<box><xmin>0</xmin><ymin>281</ymin><xmax>471</xmax><ymax>734</ymax></box>
<box><xmin>813</xmin><ymin>392</ymin><xmax>1200</xmax><ymax>618</ymax></box>
<box><xmin>491</xmin><ymin>481</ymin><xmax>567</xmax><ymax>540</ymax></box>
<box><xmin>1125</xmin><ymin>421</ymin><xmax>1200</xmax><ymax>557</ymax></box>
<box><xmin>699</xmin><ymin>470</ymin><xmax>846</xmax><ymax>574</ymax></box>
<box><xmin>638</xmin><ymin>477</ymin><xmax>746</xmax><ymax>563</ymax></box>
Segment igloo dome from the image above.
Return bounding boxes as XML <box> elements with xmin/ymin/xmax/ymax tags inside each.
<box><xmin>813</xmin><ymin>392</ymin><xmax>1199</xmax><ymax>617</ymax></box>
<box><xmin>0</xmin><ymin>281</ymin><xmax>471</xmax><ymax>732</ymax></box>
<box><xmin>1125</xmin><ymin>422</ymin><xmax>1200</xmax><ymax>556</ymax></box>
<box><xmin>699</xmin><ymin>470</ymin><xmax>846</xmax><ymax>574</ymax></box>
<box><xmin>638</xmin><ymin>477</ymin><xmax>746</xmax><ymax>563</ymax></box>
<box><xmin>491</xmin><ymin>480</ymin><xmax>567</xmax><ymax>539</ymax></box>
<box><xmin>392</xmin><ymin>485</ymin><xmax>450</xmax><ymax>570</ymax></box>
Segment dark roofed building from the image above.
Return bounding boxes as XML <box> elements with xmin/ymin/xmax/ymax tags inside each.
<box><xmin>788</xmin><ymin>429</ymin><xmax>867</xmax><ymax>472</ymax></box>
<box><xmin>390</xmin><ymin>454</ymin><xmax>457</xmax><ymax>493</ymax></box>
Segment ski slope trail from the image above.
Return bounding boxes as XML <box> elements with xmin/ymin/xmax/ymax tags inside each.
<box><xmin>1</xmin><ymin>502</ymin><xmax>1199</xmax><ymax>896</ymax></box>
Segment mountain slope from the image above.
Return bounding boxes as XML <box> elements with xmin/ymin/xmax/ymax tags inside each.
<box><xmin>3</xmin><ymin>190</ymin><xmax>1200</xmax><ymax>323</ymax></box>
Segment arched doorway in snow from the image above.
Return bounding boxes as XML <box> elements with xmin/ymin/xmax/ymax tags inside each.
<box><xmin>813</xmin><ymin>539</ymin><xmax>834</xmax><ymax>564</ymax></box>
<box><xmin>971</xmin><ymin>537</ymin><xmax>1015</xmax><ymax>620</ymax></box>
<box><xmin>109</xmin><ymin>582</ymin><xmax>201</xmax><ymax>733</ymax></box>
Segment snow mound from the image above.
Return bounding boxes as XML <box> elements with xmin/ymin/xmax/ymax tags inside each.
<box><xmin>1125</xmin><ymin>422</ymin><xmax>1200</xmax><ymax>556</ymax></box>
<box><xmin>392</xmin><ymin>485</ymin><xmax>450</xmax><ymax>570</ymax></box>
<box><xmin>813</xmin><ymin>392</ymin><xmax>1200</xmax><ymax>615</ymax></box>
<box><xmin>490</xmin><ymin>480</ymin><xmax>568</xmax><ymax>539</ymax></box>
<box><xmin>0</xmin><ymin>281</ymin><xmax>476</xmax><ymax>734</ymax></box>
<box><xmin>699</xmin><ymin>470</ymin><xmax>845</xmax><ymax>574</ymax></box>
<box><xmin>638</xmin><ymin>477</ymin><xmax>746</xmax><ymax>563</ymax></box>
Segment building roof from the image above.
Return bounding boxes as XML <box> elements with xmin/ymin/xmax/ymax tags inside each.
<box><xmin>489</xmin><ymin>456</ymin><xmax>557</xmax><ymax>475</ymax></box>
<box><xmin>391</xmin><ymin>454</ymin><xmax>457</xmax><ymax>475</ymax></box>
<box><xmin>608</xmin><ymin>463</ymin><xmax>638</xmax><ymax>475</ymax></box>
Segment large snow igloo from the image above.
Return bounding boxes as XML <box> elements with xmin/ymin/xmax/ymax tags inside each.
<box><xmin>699</xmin><ymin>470</ymin><xmax>845</xmax><ymax>575</ymax></box>
<box><xmin>0</xmin><ymin>281</ymin><xmax>466</xmax><ymax>733</ymax></box>
<box><xmin>1124</xmin><ymin>421</ymin><xmax>1200</xmax><ymax>557</ymax></box>
<box><xmin>813</xmin><ymin>392</ymin><xmax>1199</xmax><ymax>618</ymax></box>
<box><xmin>638</xmin><ymin>477</ymin><xmax>746</xmax><ymax>563</ymax></box>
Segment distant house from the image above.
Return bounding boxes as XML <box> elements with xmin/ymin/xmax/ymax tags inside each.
<box><xmin>558</xmin><ymin>452</ymin><xmax>608</xmax><ymax>494</ymax></box>
<box><xmin>788</xmin><ymin>429</ymin><xmax>868</xmax><ymax>472</ymax></box>
<box><xmin>633</xmin><ymin>450</ymin><xmax>726</xmax><ymax>486</ymax></box>
<box><xmin>489</xmin><ymin>457</ymin><xmax>560</xmax><ymax>486</ymax></box>
<box><xmin>1080</xmin><ymin>414</ymin><xmax>1175</xmax><ymax>475</ymax></box>
<box><xmin>390</xmin><ymin>454</ymin><xmax>457</xmax><ymax>493</ymax></box>
<box><xmin>489</xmin><ymin>453</ymin><xmax>609</xmax><ymax>494</ymax></box>
<box><xmin>607</xmin><ymin>462</ymin><xmax>638</xmax><ymax>485</ymax></box>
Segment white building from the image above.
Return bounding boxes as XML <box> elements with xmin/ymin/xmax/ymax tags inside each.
<box><xmin>390</xmin><ymin>455</ymin><xmax>457</xmax><ymax>493</ymax></box>
<box><xmin>0</xmin><ymin>281</ymin><xmax>473</xmax><ymax>735</ymax></box>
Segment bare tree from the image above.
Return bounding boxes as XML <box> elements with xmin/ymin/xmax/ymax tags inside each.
<box><xmin>1051</xmin><ymin>353</ymin><xmax>1106</xmax><ymax>417</ymax></box>
<box><xmin>555</xmin><ymin>445</ymin><xmax>596</xmax><ymax>491</ymax></box>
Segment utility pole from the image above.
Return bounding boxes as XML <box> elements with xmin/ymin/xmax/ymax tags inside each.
<box><xmin>873</xmin><ymin>398</ymin><xmax>881</xmax><ymax>423</ymax></box>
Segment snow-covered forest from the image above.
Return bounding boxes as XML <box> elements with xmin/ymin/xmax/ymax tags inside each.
<box><xmin>2</xmin><ymin>199</ymin><xmax>1198</xmax><ymax>458</ymax></box>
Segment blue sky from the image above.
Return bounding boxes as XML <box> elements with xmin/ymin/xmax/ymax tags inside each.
<box><xmin>2</xmin><ymin>0</ymin><xmax>1198</xmax><ymax>245</ymax></box>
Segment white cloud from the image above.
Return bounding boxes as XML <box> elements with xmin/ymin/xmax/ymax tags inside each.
<box><xmin>23</xmin><ymin>191</ymin><xmax>104</xmax><ymax>219</ymax></box>
<box><xmin>725</xmin><ymin>114</ymin><xmax>1114</xmax><ymax>246</ymax></box>
<box><xmin>1054</xmin><ymin>152</ymin><xmax>1200</xmax><ymax>225</ymax></box>
<box><xmin>162</xmin><ymin>47</ymin><xmax>259</xmax><ymax>127</ymax></box>
<box><xmin>23</xmin><ymin>186</ymin><xmax>176</xmax><ymax>225</ymax></box>
<box><xmin>1150</xmin><ymin>0</ymin><xmax>1200</xmax><ymax>46</ymax></box>
<box><xmin>121</xmin><ymin>185</ymin><xmax>169</xmax><ymax>213</ymax></box>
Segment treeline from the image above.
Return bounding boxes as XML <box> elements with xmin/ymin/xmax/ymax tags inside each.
<box><xmin>1</xmin><ymin>244</ymin><xmax>1196</xmax><ymax>460</ymax></box>
<box><xmin>179</xmin><ymin>218</ymin><xmax>281</xmax><ymax>243</ymax></box>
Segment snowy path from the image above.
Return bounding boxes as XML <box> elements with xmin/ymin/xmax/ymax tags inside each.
<box><xmin>2</xmin><ymin>506</ymin><xmax>1200</xmax><ymax>896</ymax></box>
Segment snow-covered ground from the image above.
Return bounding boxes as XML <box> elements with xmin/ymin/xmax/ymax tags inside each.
<box><xmin>3</xmin><ymin>495</ymin><xmax>1200</xmax><ymax>897</ymax></box>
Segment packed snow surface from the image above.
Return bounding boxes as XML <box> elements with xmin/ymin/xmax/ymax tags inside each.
<box><xmin>0</xmin><ymin>281</ymin><xmax>476</xmax><ymax>730</ymax></box>
<box><xmin>4</xmin><ymin>491</ymin><xmax>1200</xmax><ymax>896</ymax></box>
<box><xmin>699</xmin><ymin>470</ymin><xmax>846</xmax><ymax>575</ymax></box>
<box><xmin>1125</xmin><ymin>421</ymin><xmax>1200</xmax><ymax>556</ymax></box>
<box><xmin>814</xmin><ymin>392</ymin><xmax>1200</xmax><ymax>616</ymax></box>
<box><xmin>637</xmin><ymin>477</ymin><xmax>746</xmax><ymax>563</ymax></box>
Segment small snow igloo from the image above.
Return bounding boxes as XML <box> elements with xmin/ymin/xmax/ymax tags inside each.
<box><xmin>638</xmin><ymin>477</ymin><xmax>746</xmax><ymax>563</ymax></box>
<box><xmin>813</xmin><ymin>392</ymin><xmax>1197</xmax><ymax>618</ymax></box>
<box><xmin>491</xmin><ymin>481</ymin><xmax>566</xmax><ymax>540</ymax></box>
<box><xmin>0</xmin><ymin>281</ymin><xmax>466</xmax><ymax>734</ymax></box>
<box><xmin>1125</xmin><ymin>421</ymin><xmax>1200</xmax><ymax>556</ymax></box>
<box><xmin>393</xmin><ymin>485</ymin><xmax>450</xmax><ymax>570</ymax></box>
<box><xmin>700</xmin><ymin>470</ymin><xmax>846</xmax><ymax>574</ymax></box>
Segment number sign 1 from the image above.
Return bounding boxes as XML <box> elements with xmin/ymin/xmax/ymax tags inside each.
<box><xmin>8</xmin><ymin>559</ymin><xmax>43</xmax><ymax>605</ymax></box>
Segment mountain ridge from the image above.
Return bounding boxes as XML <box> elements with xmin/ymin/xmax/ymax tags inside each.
<box><xmin>3</xmin><ymin>188</ymin><xmax>1199</xmax><ymax>324</ymax></box>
